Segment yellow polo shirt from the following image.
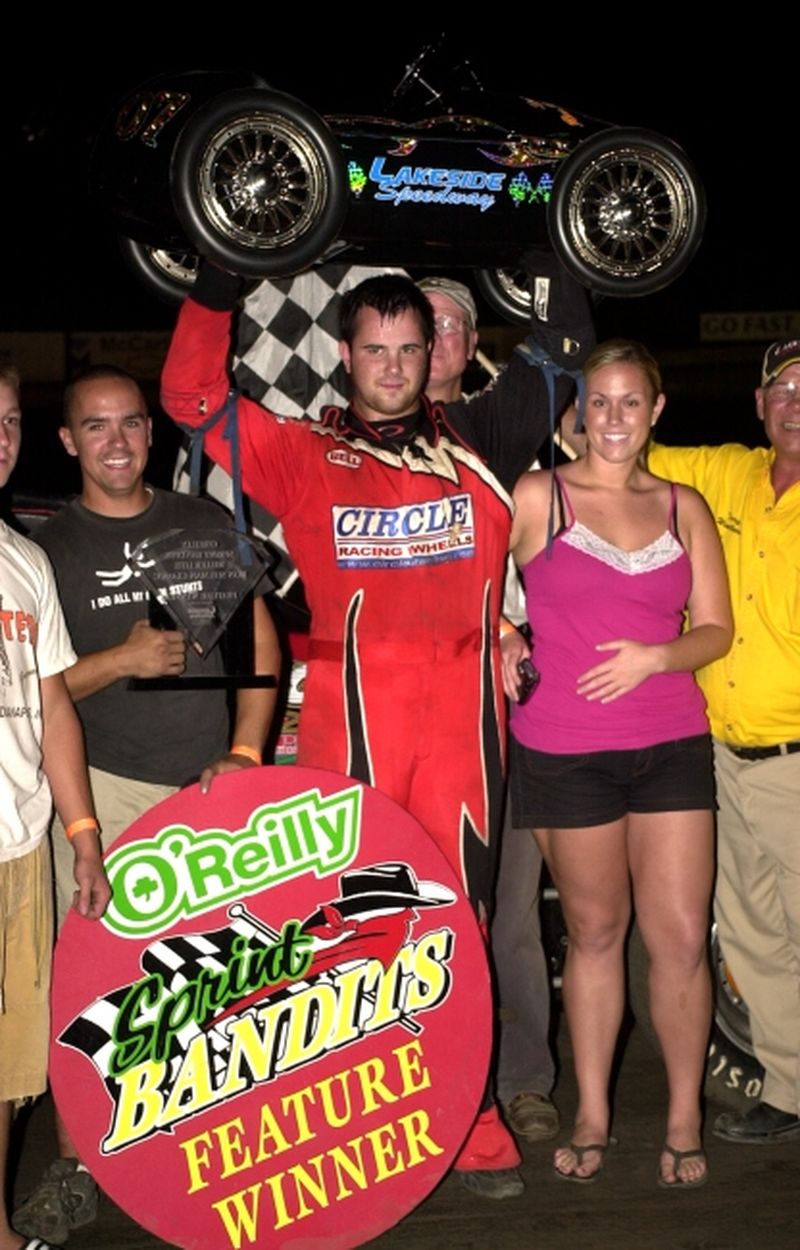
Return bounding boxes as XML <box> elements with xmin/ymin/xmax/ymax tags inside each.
<box><xmin>648</xmin><ymin>443</ymin><xmax>800</xmax><ymax>747</ymax></box>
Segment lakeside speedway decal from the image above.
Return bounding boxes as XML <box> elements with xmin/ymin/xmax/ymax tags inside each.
<box><xmin>51</xmin><ymin>768</ymin><xmax>491</xmax><ymax>1250</ymax></box>
<box><xmin>367</xmin><ymin>157</ymin><xmax>505</xmax><ymax>212</ymax></box>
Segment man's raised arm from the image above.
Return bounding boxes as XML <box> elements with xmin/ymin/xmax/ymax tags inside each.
<box><xmin>161</xmin><ymin>265</ymin><xmax>245</xmax><ymax>439</ymax></box>
<box><xmin>447</xmin><ymin>252</ymin><xmax>594</xmax><ymax>492</ymax></box>
<box><xmin>161</xmin><ymin>265</ymin><xmax>306</xmax><ymax>520</ymax></box>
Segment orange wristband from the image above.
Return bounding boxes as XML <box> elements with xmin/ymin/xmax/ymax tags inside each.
<box><xmin>499</xmin><ymin>618</ymin><xmax>519</xmax><ymax>638</ymax></box>
<box><xmin>230</xmin><ymin>744</ymin><xmax>262</xmax><ymax>766</ymax></box>
<box><xmin>65</xmin><ymin>817</ymin><xmax>100</xmax><ymax>841</ymax></box>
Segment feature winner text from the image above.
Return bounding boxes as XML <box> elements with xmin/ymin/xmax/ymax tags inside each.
<box><xmin>181</xmin><ymin>1040</ymin><xmax>441</xmax><ymax>1246</ymax></box>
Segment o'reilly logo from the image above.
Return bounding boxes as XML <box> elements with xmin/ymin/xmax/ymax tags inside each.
<box><xmin>103</xmin><ymin>787</ymin><xmax>361</xmax><ymax>938</ymax></box>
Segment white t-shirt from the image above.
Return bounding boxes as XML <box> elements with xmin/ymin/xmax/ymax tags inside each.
<box><xmin>0</xmin><ymin>521</ymin><xmax>76</xmax><ymax>861</ymax></box>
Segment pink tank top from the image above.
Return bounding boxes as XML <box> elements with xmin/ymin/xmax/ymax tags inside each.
<box><xmin>510</xmin><ymin>477</ymin><xmax>709</xmax><ymax>753</ymax></box>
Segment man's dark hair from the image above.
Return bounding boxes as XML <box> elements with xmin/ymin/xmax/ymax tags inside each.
<box><xmin>63</xmin><ymin>364</ymin><xmax>144</xmax><ymax>426</ymax></box>
<box><xmin>339</xmin><ymin>275</ymin><xmax>435</xmax><ymax>347</ymax></box>
<box><xmin>0</xmin><ymin>364</ymin><xmax>21</xmax><ymax>398</ymax></box>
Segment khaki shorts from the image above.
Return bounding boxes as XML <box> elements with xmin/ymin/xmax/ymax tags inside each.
<box><xmin>0</xmin><ymin>839</ymin><xmax>53</xmax><ymax>1102</ymax></box>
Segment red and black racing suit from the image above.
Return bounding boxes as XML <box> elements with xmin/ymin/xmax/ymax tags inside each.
<box><xmin>161</xmin><ymin>276</ymin><xmax>589</xmax><ymax>1171</ymax></box>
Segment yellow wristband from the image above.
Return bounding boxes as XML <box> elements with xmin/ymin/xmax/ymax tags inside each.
<box><xmin>65</xmin><ymin>817</ymin><xmax>100</xmax><ymax>841</ymax></box>
<box><xmin>230</xmin><ymin>744</ymin><xmax>262</xmax><ymax>766</ymax></box>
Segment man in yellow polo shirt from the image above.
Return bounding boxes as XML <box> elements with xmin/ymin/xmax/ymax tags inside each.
<box><xmin>648</xmin><ymin>338</ymin><xmax>800</xmax><ymax>1144</ymax></box>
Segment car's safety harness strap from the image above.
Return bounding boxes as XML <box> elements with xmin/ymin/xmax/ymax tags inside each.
<box><xmin>514</xmin><ymin>340</ymin><xmax>586</xmax><ymax>556</ymax></box>
<box><xmin>182</xmin><ymin>391</ymin><xmax>254</xmax><ymax>565</ymax></box>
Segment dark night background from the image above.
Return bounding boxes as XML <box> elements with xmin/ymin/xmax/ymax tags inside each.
<box><xmin>0</xmin><ymin>28</ymin><xmax>795</xmax><ymax>495</ymax></box>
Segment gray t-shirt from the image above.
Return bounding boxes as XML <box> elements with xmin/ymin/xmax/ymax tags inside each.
<box><xmin>37</xmin><ymin>489</ymin><xmax>231</xmax><ymax>785</ymax></box>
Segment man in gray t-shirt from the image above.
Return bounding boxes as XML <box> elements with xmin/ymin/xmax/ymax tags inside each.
<box><xmin>15</xmin><ymin>364</ymin><xmax>279</xmax><ymax>1247</ymax></box>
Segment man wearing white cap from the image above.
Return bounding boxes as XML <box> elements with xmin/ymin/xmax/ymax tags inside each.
<box><xmin>416</xmin><ymin>277</ymin><xmax>479</xmax><ymax>403</ymax></box>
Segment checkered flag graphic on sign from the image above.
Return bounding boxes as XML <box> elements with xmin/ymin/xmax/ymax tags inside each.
<box><xmin>173</xmin><ymin>265</ymin><xmax>405</xmax><ymax>601</ymax></box>
<box><xmin>57</xmin><ymin>912</ymin><xmax>322</xmax><ymax>1092</ymax></box>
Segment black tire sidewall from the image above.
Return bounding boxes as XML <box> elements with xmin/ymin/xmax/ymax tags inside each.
<box><xmin>118</xmin><ymin>236</ymin><xmax>199</xmax><ymax>305</ymax></box>
<box><xmin>474</xmin><ymin>267</ymin><xmax>530</xmax><ymax>325</ymax></box>
<box><xmin>547</xmin><ymin>127</ymin><xmax>706</xmax><ymax>298</ymax></box>
<box><xmin>170</xmin><ymin>88</ymin><xmax>348</xmax><ymax>278</ymax></box>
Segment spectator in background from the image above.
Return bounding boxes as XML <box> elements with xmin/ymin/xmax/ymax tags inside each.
<box><xmin>14</xmin><ymin>366</ymin><xmax>278</xmax><ymax>1246</ymax></box>
<box><xmin>649</xmin><ymin>339</ymin><xmax>800</xmax><ymax>1146</ymax></box>
<box><xmin>418</xmin><ymin>275</ymin><xmax>561</xmax><ymax>1144</ymax></box>
<box><xmin>0</xmin><ymin>365</ymin><xmax>109</xmax><ymax>1250</ymax></box>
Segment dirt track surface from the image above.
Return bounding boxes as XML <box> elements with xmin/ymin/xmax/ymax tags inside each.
<box><xmin>12</xmin><ymin>1021</ymin><xmax>797</xmax><ymax>1250</ymax></box>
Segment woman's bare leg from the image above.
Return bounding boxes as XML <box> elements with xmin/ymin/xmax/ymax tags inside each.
<box><xmin>536</xmin><ymin>820</ymin><xmax>630</xmax><ymax>1179</ymax></box>
<box><xmin>628</xmin><ymin>809</ymin><xmax>714</xmax><ymax>1185</ymax></box>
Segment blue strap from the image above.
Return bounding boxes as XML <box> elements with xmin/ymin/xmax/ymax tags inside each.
<box><xmin>183</xmin><ymin>389</ymin><xmax>252</xmax><ymax>565</ymax></box>
<box><xmin>185</xmin><ymin>393</ymin><xmax>230</xmax><ymax>493</ymax></box>
<box><xmin>514</xmin><ymin>342</ymin><xmax>586</xmax><ymax>557</ymax></box>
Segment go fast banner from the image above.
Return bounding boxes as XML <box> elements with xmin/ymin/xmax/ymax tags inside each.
<box><xmin>51</xmin><ymin>767</ymin><xmax>491</xmax><ymax>1249</ymax></box>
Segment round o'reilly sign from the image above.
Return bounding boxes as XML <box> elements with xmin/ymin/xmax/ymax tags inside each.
<box><xmin>51</xmin><ymin>767</ymin><xmax>492</xmax><ymax>1249</ymax></box>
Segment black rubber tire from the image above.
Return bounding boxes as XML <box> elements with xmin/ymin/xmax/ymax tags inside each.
<box><xmin>628</xmin><ymin>923</ymin><xmax>764</xmax><ymax>1112</ymax></box>
<box><xmin>118</xmin><ymin>237</ymin><xmax>200</xmax><ymax>304</ymax></box>
<box><xmin>548</xmin><ymin>128</ymin><xmax>706</xmax><ymax>297</ymax></box>
<box><xmin>170</xmin><ymin>88</ymin><xmax>348</xmax><ymax>279</ymax></box>
<box><xmin>474</xmin><ymin>267</ymin><xmax>530</xmax><ymax>325</ymax></box>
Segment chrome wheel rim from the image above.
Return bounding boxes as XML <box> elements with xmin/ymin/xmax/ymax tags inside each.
<box><xmin>493</xmin><ymin>267</ymin><xmax>531</xmax><ymax>315</ymax></box>
<box><xmin>147</xmin><ymin>247</ymin><xmax>200</xmax><ymax>287</ymax></box>
<box><xmin>197</xmin><ymin>115</ymin><xmax>328</xmax><ymax>252</ymax></box>
<box><xmin>567</xmin><ymin>144</ymin><xmax>692</xmax><ymax>279</ymax></box>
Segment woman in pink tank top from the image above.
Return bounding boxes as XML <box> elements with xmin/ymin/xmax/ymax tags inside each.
<box><xmin>503</xmin><ymin>341</ymin><xmax>732</xmax><ymax>1188</ymax></box>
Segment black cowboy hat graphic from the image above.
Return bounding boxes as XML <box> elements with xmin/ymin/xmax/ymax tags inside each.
<box><xmin>303</xmin><ymin>862</ymin><xmax>456</xmax><ymax>929</ymax></box>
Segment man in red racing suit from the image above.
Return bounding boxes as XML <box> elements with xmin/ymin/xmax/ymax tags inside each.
<box><xmin>161</xmin><ymin>265</ymin><xmax>591</xmax><ymax>1194</ymax></box>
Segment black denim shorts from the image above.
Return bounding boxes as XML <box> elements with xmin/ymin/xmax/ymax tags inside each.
<box><xmin>510</xmin><ymin>732</ymin><xmax>716</xmax><ymax>829</ymax></box>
